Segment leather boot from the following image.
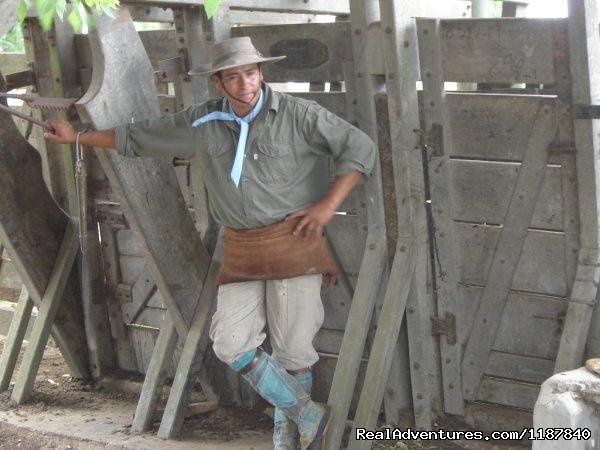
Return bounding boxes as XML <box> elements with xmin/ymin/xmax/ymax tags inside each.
<box><xmin>273</xmin><ymin>369</ymin><xmax>312</xmax><ymax>449</ymax></box>
<box><xmin>231</xmin><ymin>349</ymin><xmax>331</xmax><ymax>450</ymax></box>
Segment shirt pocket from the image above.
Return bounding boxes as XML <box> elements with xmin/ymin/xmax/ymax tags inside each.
<box><xmin>253</xmin><ymin>141</ymin><xmax>296</xmax><ymax>185</ymax></box>
<box><xmin>203</xmin><ymin>142</ymin><xmax>232</xmax><ymax>181</ymax></box>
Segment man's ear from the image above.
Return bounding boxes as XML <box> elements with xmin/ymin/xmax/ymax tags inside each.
<box><xmin>210</xmin><ymin>73</ymin><xmax>222</xmax><ymax>92</ymax></box>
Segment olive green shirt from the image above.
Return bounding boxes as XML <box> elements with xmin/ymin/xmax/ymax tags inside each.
<box><xmin>115</xmin><ymin>84</ymin><xmax>377</xmax><ymax>229</ymax></box>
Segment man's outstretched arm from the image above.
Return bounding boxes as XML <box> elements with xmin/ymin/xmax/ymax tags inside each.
<box><xmin>287</xmin><ymin>170</ymin><xmax>363</xmax><ymax>237</ymax></box>
<box><xmin>44</xmin><ymin>119</ymin><xmax>116</xmax><ymax>149</ymax></box>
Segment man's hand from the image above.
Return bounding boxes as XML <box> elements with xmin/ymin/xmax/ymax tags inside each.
<box><xmin>43</xmin><ymin>119</ymin><xmax>77</xmax><ymax>144</ymax></box>
<box><xmin>286</xmin><ymin>199</ymin><xmax>336</xmax><ymax>237</ymax></box>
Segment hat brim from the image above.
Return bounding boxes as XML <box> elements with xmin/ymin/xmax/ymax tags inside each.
<box><xmin>189</xmin><ymin>55</ymin><xmax>286</xmax><ymax>77</ymax></box>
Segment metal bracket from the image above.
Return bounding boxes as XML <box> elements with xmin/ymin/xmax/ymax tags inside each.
<box><xmin>548</xmin><ymin>142</ymin><xmax>577</xmax><ymax>155</ymax></box>
<box><xmin>431</xmin><ymin>312</ymin><xmax>456</xmax><ymax>345</ymax></box>
<box><xmin>95</xmin><ymin>204</ymin><xmax>127</xmax><ymax>228</ymax></box>
<box><xmin>573</xmin><ymin>104</ymin><xmax>600</xmax><ymax>119</ymax></box>
<box><xmin>417</xmin><ymin>123</ymin><xmax>444</xmax><ymax>156</ymax></box>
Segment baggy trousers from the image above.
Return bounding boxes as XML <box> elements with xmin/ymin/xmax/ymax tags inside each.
<box><xmin>209</xmin><ymin>274</ymin><xmax>324</xmax><ymax>370</ymax></box>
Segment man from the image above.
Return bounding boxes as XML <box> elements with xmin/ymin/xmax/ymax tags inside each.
<box><xmin>45</xmin><ymin>37</ymin><xmax>376</xmax><ymax>450</ymax></box>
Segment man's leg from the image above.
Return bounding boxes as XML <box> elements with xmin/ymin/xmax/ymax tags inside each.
<box><xmin>266</xmin><ymin>274</ymin><xmax>325</xmax><ymax>449</ymax></box>
<box><xmin>210</xmin><ymin>277</ymin><xmax>330</xmax><ymax>449</ymax></box>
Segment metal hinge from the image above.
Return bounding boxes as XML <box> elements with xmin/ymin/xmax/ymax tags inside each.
<box><xmin>548</xmin><ymin>142</ymin><xmax>576</xmax><ymax>155</ymax></box>
<box><xmin>431</xmin><ymin>312</ymin><xmax>456</xmax><ymax>345</ymax></box>
<box><xmin>95</xmin><ymin>204</ymin><xmax>127</xmax><ymax>228</ymax></box>
<box><xmin>416</xmin><ymin>123</ymin><xmax>444</xmax><ymax>156</ymax></box>
<box><xmin>573</xmin><ymin>104</ymin><xmax>600</xmax><ymax>120</ymax></box>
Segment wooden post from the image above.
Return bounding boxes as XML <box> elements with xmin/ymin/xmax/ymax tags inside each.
<box><xmin>554</xmin><ymin>0</ymin><xmax>600</xmax><ymax>373</ymax></box>
<box><xmin>11</xmin><ymin>224</ymin><xmax>79</xmax><ymax>404</ymax></box>
<box><xmin>325</xmin><ymin>0</ymin><xmax>389</xmax><ymax>448</ymax></box>
<box><xmin>0</xmin><ymin>288</ymin><xmax>33</xmax><ymax>391</ymax></box>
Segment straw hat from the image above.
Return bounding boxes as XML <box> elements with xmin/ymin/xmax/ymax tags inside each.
<box><xmin>189</xmin><ymin>37</ymin><xmax>286</xmax><ymax>76</ymax></box>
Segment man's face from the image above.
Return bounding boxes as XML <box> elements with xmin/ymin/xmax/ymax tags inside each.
<box><xmin>211</xmin><ymin>63</ymin><xmax>263</xmax><ymax>106</ymax></box>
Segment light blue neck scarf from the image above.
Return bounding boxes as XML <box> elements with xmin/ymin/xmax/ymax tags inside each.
<box><xmin>192</xmin><ymin>89</ymin><xmax>264</xmax><ymax>187</ymax></box>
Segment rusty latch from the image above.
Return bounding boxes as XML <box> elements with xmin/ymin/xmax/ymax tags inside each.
<box><xmin>417</xmin><ymin>123</ymin><xmax>444</xmax><ymax>156</ymax></box>
<box><xmin>431</xmin><ymin>311</ymin><xmax>456</xmax><ymax>345</ymax></box>
<box><xmin>573</xmin><ymin>105</ymin><xmax>600</xmax><ymax>120</ymax></box>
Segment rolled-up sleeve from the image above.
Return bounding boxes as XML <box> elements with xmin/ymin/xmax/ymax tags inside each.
<box><xmin>115</xmin><ymin>108</ymin><xmax>196</xmax><ymax>158</ymax></box>
<box><xmin>301</xmin><ymin>102</ymin><xmax>377</xmax><ymax>177</ymax></box>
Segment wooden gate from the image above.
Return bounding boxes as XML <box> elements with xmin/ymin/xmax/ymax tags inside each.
<box><xmin>416</xmin><ymin>17</ymin><xmax>580</xmax><ymax>422</ymax></box>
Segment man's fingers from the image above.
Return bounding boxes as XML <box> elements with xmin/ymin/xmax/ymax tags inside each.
<box><xmin>286</xmin><ymin>209</ymin><xmax>307</xmax><ymax>220</ymax></box>
<box><xmin>304</xmin><ymin>221</ymin><xmax>316</xmax><ymax>237</ymax></box>
<box><xmin>293</xmin><ymin>216</ymin><xmax>311</xmax><ymax>235</ymax></box>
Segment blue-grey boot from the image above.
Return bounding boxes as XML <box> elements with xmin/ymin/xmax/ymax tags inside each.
<box><xmin>230</xmin><ymin>349</ymin><xmax>331</xmax><ymax>450</ymax></box>
<box><xmin>273</xmin><ymin>370</ymin><xmax>313</xmax><ymax>449</ymax></box>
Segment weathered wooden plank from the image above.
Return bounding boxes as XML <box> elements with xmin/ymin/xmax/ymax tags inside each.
<box><xmin>461</xmin><ymin>100</ymin><xmax>556</xmax><ymax>401</ymax></box>
<box><xmin>232</xmin><ymin>22</ymin><xmax>351</xmax><ymax>83</ymax></box>
<box><xmin>121</xmin><ymin>0</ymin><xmax>350</xmax><ymax>14</ymax></box>
<box><xmin>11</xmin><ymin>224</ymin><xmax>79</xmax><ymax>404</ymax></box>
<box><xmin>0</xmin><ymin>288</ymin><xmax>33</xmax><ymax>391</ymax></box>
<box><xmin>455</xmin><ymin>225</ymin><xmax>567</xmax><ymax>297</ymax></box>
<box><xmin>130</xmin><ymin>326</ymin><xmax>159</xmax><ymax>373</ymax></box>
<box><xmin>134</xmin><ymin>307</ymin><xmax>165</xmax><ymax>329</ymax></box>
<box><xmin>0</xmin><ymin>74</ymin><xmax>88</xmax><ymax>381</ymax></box>
<box><xmin>464</xmin><ymin>402</ymin><xmax>533</xmax><ymax>433</ymax></box>
<box><xmin>437</xmin><ymin>18</ymin><xmax>563</xmax><ymax>84</ymax></box>
<box><xmin>119</xmin><ymin>255</ymin><xmax>146</xmax><ymax>286</ymax></box>
<box><xmin>486</xmin><ymin>352</ymin><xmax>554</xmax><ymax>385</ymax></box>
<box><xmin>139</xmin><ymin>30</ymin><xmax>179</xmax><ymax>68</ymax></box>
<box><xmin>452</xmin><ymin>161</ymin><xmax>563</xmax><ymax>231</ymax></box>
<box><xmin>447</xmin><ymin>93</ymin><xmax>554</xmax><ymax>161</ymax></box>
<box><xmin>326</xmin><ymin>215</ymin><xmax>366</xmax><ymax>275</ymax></box>
<box><xmin>325</xmin><ymin>0</ymin><xmax>389</xmax><ymax>446</ymax></box>
<box><xmin>349</xmin><ymin>241</ymin><xmax>415</xmax><ymax>448</ymax></box>
<box><xmin>457</xmin><ymin>285</ymin><xmax>567</xmax><ymax>361</ymax></box>
<box><xmin>157</xmin><ymin>254</ymin><xmax>220</xmax><ymax>439</ymax></box>
<box><xmin>417</xmin><ymin>17</ymin><xmax>464</xmax><ymax>416</ymax></box>
<box><xmin>115</xmin><ymin>229</ymin><xmax>145</xmax><ymax>257</ymax></box>
<box><xmin>553</xmin><ymin>0</ymin><xmax>600</xmax><ymax>374</ymax></box>
<box><xmin>132</xmin><ymin>314</ymin><xmax>178</xmax><ymax>432</ymax></box>
<box><xmin>476</xmin><ymin>377</ymin><xmax>540</xmax><ymax>410</ymax></box>
<box><xmin>76</xmin><ymin>9</ymin><xmax>212</xmax><ymax>339</ymax></box>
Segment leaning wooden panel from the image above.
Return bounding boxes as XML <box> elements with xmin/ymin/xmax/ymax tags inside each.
<box><xmin>452</xmin><ymin>161</ymin><xmax>564</xmax><ymax>231</ymax></box>
<box><xmin>138</xmin><ymin>30</ymin><xmax>178</xmax><ymax>68</ymax></box>
<box><xmin>447</xmin><ymin>93</ymin><xmax>555</xmax><ymax>161</ymax></box>
<box><xmin>476</xmin><ymin>377</ymin><xmax>540</xmax><ymax>410</ymax></box>
<box><xmin>0</xmin><ymin>76</ymin><xmax>89</xmax><ymax>380</ymax></box>
<box><xmin>427</xmin><ymin>18</ymin><xmax>564</xmax><ymax>84</ymax></box>
<box><xmin>485</xmin><ymin>352</ymin><xmax>554</xmax><ymax>385</ymax></box>
<box><xmin>76</xmin><ymin>9</ymin><xmax>211</xmax><ymax>338</ymax></box>
<box><xmin>232</xmin><ymin>22</ymin><xmax>351</xmax><ymax>83</ymax></box>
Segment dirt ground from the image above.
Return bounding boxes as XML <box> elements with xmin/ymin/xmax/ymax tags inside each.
<box><xmin>0</xmin><ymin>336</ymin><xmax>528</xmax><ymax>449</ymax></box>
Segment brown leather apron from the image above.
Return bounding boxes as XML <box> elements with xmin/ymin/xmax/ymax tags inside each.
<box><xmin>216</xmin><ymin>217</ymin><xmax>340</xmax><ymax>286</ymax></box>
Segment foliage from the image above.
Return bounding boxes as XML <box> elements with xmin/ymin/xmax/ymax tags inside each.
<box><xmin>0</xmin><ymin>24</ymin><xmax>25</xmax><ymax>53</ymax></box>
<box><xmin>18</xmin><ymin>0</ymin><xmax>119</xmax><ymax>31</ymax></box>
<box><xmin>15</xmin><ymin>0</ymin><xmax>223</xmax><ymax>32</ymax></box>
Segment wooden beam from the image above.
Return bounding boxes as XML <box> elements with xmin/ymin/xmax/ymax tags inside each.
<box><xmin>11</xmin><ymin>224</ymin><xmax>79</xmax><ymax>404</ymax></box>
<box><xmin>348</xmin><ymin>242</ymin><xmax>415</xmax><ymax>449</ymax></box>
<box><xmin>554</xmin><ymin>0</ymin><xmax>600</xmax><ymax>372</ymax></box>
<box><xmin>325</xmin><ymin>1</ymin><xmax>389</xmax><ymax>447</ymax></box>
<box><xmin>120</xmin><ymin>0</ymin><xmax>350</xmax><ymax>14</ymax></box>
<box><xmin>0</xmin><ymin>288</ymin><xmax>33</xmax><ymax>391</ymax></box>
<box><xmin>157</xmin><ymin>253</ymin><xmax>220</xmax><ymax>438</ymax></box>
<box><xmin>131</xmin><ymin>314</ymin><xmax>178</xmax><ymax>432</ymax></box>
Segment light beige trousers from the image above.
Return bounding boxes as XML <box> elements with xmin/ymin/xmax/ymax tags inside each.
<box><xmin>209</xmin><ymin>274</ymin><xmax>324</xmax><ymax>370</ymax></box>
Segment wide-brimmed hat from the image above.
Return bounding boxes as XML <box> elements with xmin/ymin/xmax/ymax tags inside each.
<box><xmin>189</xmin><ymin>37</ymin><xmax>286</xmax><ymax>77</ymax></box>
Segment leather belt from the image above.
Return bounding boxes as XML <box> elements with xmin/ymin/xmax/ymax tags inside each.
<box><xmin>239</xmin><ymin>348</ymin><xmax>264</xmax><ymax>375</ymax></box>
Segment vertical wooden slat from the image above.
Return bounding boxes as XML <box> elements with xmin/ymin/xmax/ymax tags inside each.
<box><xmin>554</xmin><ymin>0</ymin><xmax>600</xmax><ymax>373</ymax></box>
<box><xmin>416</xmin><ymin>18</ymin><xmax>464</xmax><ymax>416</ymax></box>
<box><xmin>325</xmin><ymin>0</ymin><xmax>389</xmax><ymax>448</ymax></box>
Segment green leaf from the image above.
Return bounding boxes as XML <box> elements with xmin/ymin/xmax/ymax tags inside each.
<box><xmin>17</xmin><ymin>0</ymin><xmax>29</xmax><ymax>22</ymax></box>
<box><xmin>204</xmin><ymin>0</ymin><xmax>222</xmax><ymax>19</ymax></box>
<box><xmin>67</xmin><ymin>7</ymin><xmax>81</xmax><ymax>30</ymax></box>
<box><xmin>99</xmin><ymin>2</ymin><xmax>116</xmax><ymax>17</ymax></box>
<box><xmin>55</xmin><ymin>0</ymin><xmax>66</xmax><ymax>20</ymax></box>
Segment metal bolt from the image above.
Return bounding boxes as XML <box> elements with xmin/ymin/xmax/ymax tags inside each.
<box><xmin>399</xmin><ymin>245</ymin><xmax>407</xmax><ymax>252</ymax></box>
<box><xmin>369</xmin><ymin>243</ymin><xmax>377</xmax><ymax>250</ymax></box>
<box><xmin>385</xmin><ymin>26</ymin><xmax>392</xmax><ymax>34</ymax></box>
<box><xmin>388</xmin><ymin>73</ymin><xmax>395</xmax><ymax>79</ymax></box>
<box><xmin>403</xmin><ymin>40</ymin><xmax>410</xmax><ymax>48</ymax></box>
<box><xmin>357</xmin><ymin>72</ymin><xmax>363</xmax><ymax>78</ymax></box>
<box><xmin>448</xmin><ymin>383</ymin><xmax>454</xmax><ymax>389</ymax></box>
<box><xmin>355</xmin><ymin>29</ymin><xmax>362</xmax><ymax>35</ymax></box>
<box><xmin>408</xmin><ymin>307</ymin><xmax>415</xmax><ymax>313</ymax></box>
<box><xmin>445</xmin><ymin>358</ymin><xmax>451</xmax><ymax>364</ymax></box>
<box><xmin>416</xmin><ymin>393</ymin><xmax>423</xmax><ymax>399</ymax></box>
<box><xmin>413</xmin><ymin>363</ymin><xmax>420</xmax><ymax>369</ymax></box>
